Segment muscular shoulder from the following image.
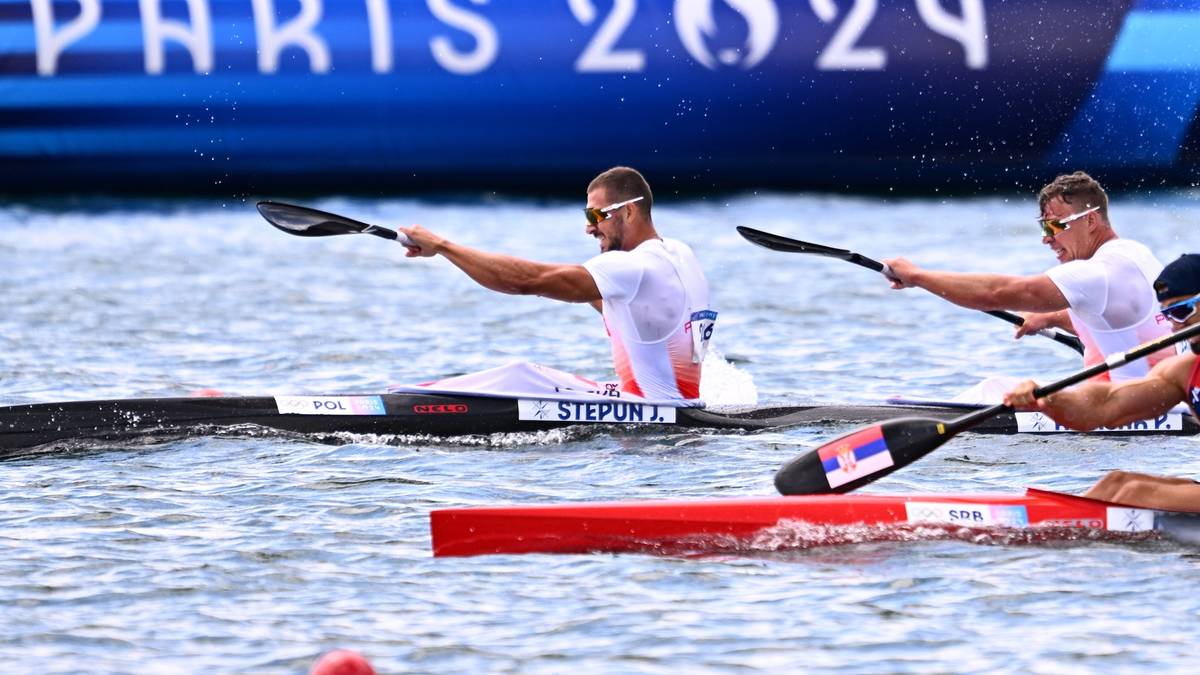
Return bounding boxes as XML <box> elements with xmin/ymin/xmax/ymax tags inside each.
<box><xmin>584</xmin><ymin>249</ymin><xmax>635</xmax><ymax>269</ymax></box>
<box><xmin>1084</xmin><ymin>239</ymin><xmax>1164</xmax><ymax>280</ymax></box>
<box><xmin>1044</xmin><ymin>252</ymin><xmax>1136</xmax><ymax>316</ymax></box>
<box><xmin>1046</xmin><ymin>257</ymin><xmax>1105</xmax><ymax>287</ymax></box>
<box><xmin>1096</xmin><ymin>238</ymin><xmax>1160</xmax><ymax>263</ymax></box>
<box><xmin>659</xmin><ymin>237</ymin><xmax>696</xmax><ymax>257</ymax></box>
<box><xmin>587</xmin><ymin>241</ymin><xmax>678</xmax><ymax>273</ymax></box>
<box><xmin>583</xmin><ymin>250</ymin><xmax>647</xmax><ymax>302</ymax></box>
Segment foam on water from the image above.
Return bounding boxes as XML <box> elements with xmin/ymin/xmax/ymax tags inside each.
<box><xmin>700</xmin><ymin>346</ymin><xmax>759</xmax><ymax>406</ymax></box>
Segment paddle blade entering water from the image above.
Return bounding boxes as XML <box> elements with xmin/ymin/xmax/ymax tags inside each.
<box><xmin>775</xmin><ymin>418</ymin><xmax>950</xmax><ymax>495</ymax></box>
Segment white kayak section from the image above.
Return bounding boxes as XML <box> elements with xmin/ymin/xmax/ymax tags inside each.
<box><xmin>951</xmin><ymin>374</ymin><xmax>1031</xmax><ymax>405</ymax></box>
<box><xmin>896</xmin><ymin>373</ymin><xmax>1190</xmax><ymax>412</ymax></box>
<box><xmin>890</xmin><ymin>374</ymin><xmax>1190</xmax><ymax>433</ymax></box>
<box><xmin>388</xmin><ymin>361</ymin><xmax>705</xmax><ymax>408</ymax></box>
<box><xmin>887</xmin><ymin>375</ymin><xmax>1031</xmax><ymax>407</ymax></box>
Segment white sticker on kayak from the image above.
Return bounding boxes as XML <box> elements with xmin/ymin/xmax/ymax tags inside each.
<box><xmin>1015</xmin><ymin>412</ymin><xmax>1183</xmax><ymax>433</ymax></box>
<box><xmin>275</xmin><ymin>395</ymin><xmax>386</xmax><ymax>415</ymax></box>
<box><xmin>518</xmin><ymin>399</ymin><xmax>676</xmax><ymax>424</ymax></box>
<box><xmin>1105</xmin><ymin>507</ymin><xmax>1156</xmax><ymax>532</ymax></box>
<box><xmin>905</xmin><ymin>502</ymin><xmax>1030</xmax><ymax>528</ymax></box>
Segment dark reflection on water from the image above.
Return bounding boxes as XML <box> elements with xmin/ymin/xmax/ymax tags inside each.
<box><xmin>3</xmin><ymin>192</ymin><xmax>1200</xmax><ymax>672</ymax></box>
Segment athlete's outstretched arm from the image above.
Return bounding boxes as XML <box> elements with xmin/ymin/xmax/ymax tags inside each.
<box><xmin>399</xmin><ymin>224</ymin><xmax>601</xmax><ymax>304</ymax></box>
<box><xmin>883</xmin><ymin>259</ymin><xmax>1069</xmax><ymax>313</ymax></box>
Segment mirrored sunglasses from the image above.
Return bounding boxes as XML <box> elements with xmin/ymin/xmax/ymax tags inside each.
<box><xmin>1161</xmin><ymin>293</ymin><xmax>1200</xmax><ymax>323</ymax></box>
<box><xmin>585</xmin><ymin>196</ymin><xmax>644</xmax><ymax>226</ymax></box>
<box><xmin>1038</xmin><ymin>205</ymin><xmax>1099</xmax><ymax>237</ymax></box>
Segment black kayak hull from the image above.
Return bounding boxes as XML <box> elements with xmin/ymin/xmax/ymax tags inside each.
<box><xmin>0</xmin><ymin>393</ymin><xmax>1194</xmax><ymax>454</ymax></box>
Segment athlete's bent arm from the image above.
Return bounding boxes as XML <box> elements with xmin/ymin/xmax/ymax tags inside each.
<box><xmin>1004</xmin><ymin>356</ymin><xmax>1192</xmax><ymax>431</ymax></box>
<box><xmin>884</xmin><ymin>259</ymin><xmax>1068</xmax><ymax>313</ymax></box>
<box><xmin>399</xmin><ymin>224</ymin><xmax>602</xmax><ymax>304</ymax></box>
<box><xmin>1014</xmin><ymin>309</ymin><xmax>1075</xmax><ymax>339</ymax></box>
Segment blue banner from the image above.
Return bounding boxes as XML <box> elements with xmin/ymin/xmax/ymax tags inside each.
<box><xmin>0</xmin><ymin>0</ymin><xmax>1196</xmax><ymax>192</ymax></box>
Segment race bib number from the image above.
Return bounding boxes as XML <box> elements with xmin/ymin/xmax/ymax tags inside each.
<box><xmin>688</xmin><ymin>310</ymin><xmax>717</xmax><ymax>364</ymax></box>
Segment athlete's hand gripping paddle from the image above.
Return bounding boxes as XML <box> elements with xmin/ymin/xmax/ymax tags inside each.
<box><xmin>774</xmin><ymin>320</ymin><xmax>1200</xmax><ymax>495</ymax></box>
<box><xmin>257</xmin><ymin>201</ymin><xmax>416</xmax><ymax>247</ymax></box>
<box><xmin>736</xmin><ymin>225</ymin><xmax>1085</xmax><ymax>355</ymax></box>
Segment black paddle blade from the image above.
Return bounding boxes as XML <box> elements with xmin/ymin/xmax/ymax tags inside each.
<box><xmin>775</xmin><ymin>417</ymin><xmax>950</xmax><ymax>495</ymax></box>
<box><xmin>257</xmin><ymin>201</ymin><xmax>366</xmax><ymax>236</ymax></box>
<box><xmin>736</xmin><ymin>226</ymin><xmax>852</xmax><ymax>258</ymax></box>
<box><xmin>256</xmin><ymin>201</ymin><xmax>400</xmax><ymax>241</ymax></box>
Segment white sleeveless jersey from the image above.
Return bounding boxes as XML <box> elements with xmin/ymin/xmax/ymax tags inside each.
<box><xmin>1045</xmin><ymin>239</ymin><xmax>1173</xmax><ymax>381</ymax></box>
<box><xmin>583</xmin><ymin>238</ymin><xmax>714</xmax><ymax>400</ymax></box>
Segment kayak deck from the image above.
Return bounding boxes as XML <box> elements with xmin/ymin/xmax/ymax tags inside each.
<box><xmin>430</xmin><ymin>488</ymin><xmax>1199</xmax><ymax>557</ymax></box>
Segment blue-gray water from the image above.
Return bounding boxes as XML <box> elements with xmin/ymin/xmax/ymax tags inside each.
<box><xmin>3</xmin><ymin>192</ymin><xmax>1200</xmax><ymax>673</ymax></box>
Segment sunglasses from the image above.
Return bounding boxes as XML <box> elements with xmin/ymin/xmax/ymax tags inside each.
<box><xmin>1038</xmin><ymin>205</ymin><xmax>1099</xmax><ymax>237</ymax></box>
<box><xmin>1160</xmin><ymin>293</ymin><xmax>1200</xmax><ymax>323</ymax></box>
<box><xmin>585</xmin><ymin>196</ymin><xmax>644</xmax><ymax>226</ymax></box>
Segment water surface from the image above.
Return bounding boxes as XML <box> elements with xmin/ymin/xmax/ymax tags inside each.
<box><xmin>3</xmin><ymin>191</ymin><xmax>1200</xmax><ymax>672</ymax></box>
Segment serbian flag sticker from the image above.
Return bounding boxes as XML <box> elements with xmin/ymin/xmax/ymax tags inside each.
<box><xmin>818</xmin><ymin>426</ymin><xmax>896</xmax><ymax>489</ymax></box>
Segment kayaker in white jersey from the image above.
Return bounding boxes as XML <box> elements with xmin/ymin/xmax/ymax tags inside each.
<box><xmin>885</xmin><ymin>171</ymin><xmax>1172</xmax><ymax>382</ymax></box>
<box><xmin>397</xmin><ymin>166</ymin><xmax>715</xmax><ymax>402</ymax></box>
<box><xmin>1003</xmin><ymin>254</ymin><xmax>1200</xmax><ymax>511</ymax></box>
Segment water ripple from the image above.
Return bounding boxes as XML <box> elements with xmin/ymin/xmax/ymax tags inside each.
<box><xmin>3</xmin><ymin>193</ymin><xmax>1200</xmax><ymax>672</ymax></box>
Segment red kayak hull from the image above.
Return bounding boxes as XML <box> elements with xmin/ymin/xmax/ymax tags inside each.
<box><xmin>430</xmin><ymin>488</ymin><xmax>1162</xmax><ymax>557</ymax></box>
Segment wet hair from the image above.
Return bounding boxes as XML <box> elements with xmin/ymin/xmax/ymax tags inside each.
<box><xmin>587</xmin><ymin>166</ymin><xmax>653</xmax><ymax>219</ymax></box>
<box><xmin>1037</xmin><ymin>171</ymin><xmax>1109</xmax><ymax>221</ymax></box>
